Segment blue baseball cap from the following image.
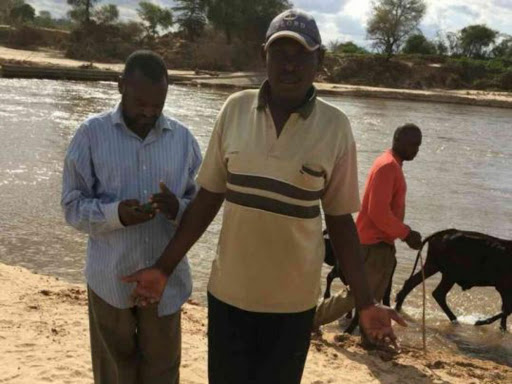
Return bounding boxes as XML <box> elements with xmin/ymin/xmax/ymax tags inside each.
<box><xmin>265</xmin><ymin>9</ymin><xmax>322</xmax><ymax>51</ymax></box>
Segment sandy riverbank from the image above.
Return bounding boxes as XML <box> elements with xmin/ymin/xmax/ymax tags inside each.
<box><xmin>0</xmin><ymin>262</ymin><xmax>510</xmax><ymax>384</ymax></box>
<box><xmin>1</xmin><ymin>45</ymin><xmax>511</xmax><ymax>109</ymax></box>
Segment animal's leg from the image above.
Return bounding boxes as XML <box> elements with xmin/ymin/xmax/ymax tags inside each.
<box><xmin>344</xmin><ymin>312</ymin><xmax>359</xmax><ymax>334</ymax></box>
<box><xmin>475</xmin><ymin>313</ymin><xmax>503</xmax><ymax>327</ymax></box>
<box><xmin>382</xmin><ymin>260</ymin><xmax>396</xmax><ymax>307</ymax></box>
<box><xmin>324</xmin><ymin>268</ymin><xmax>336</xmax><ymax>299</ymax></box>
<box><xmin>500</xmin><ymin>314</ymin><xmax>507</xmax><ymax>332</ymax></box>
<box><xmin>479</xmin><ymin>289</ymin><xmax>509</xmax><ymax>331</ymax></box>
<box><xmin>432</xmin><ymin>275</ymin><xmax>457</xmax><ymax>322</ymax></box>
<box><xmin>395</xmin><ymin>263</ymin><xmax>438</xmax><ymax>311</ymax></box>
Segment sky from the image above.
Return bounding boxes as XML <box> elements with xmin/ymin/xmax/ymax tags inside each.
<box><xmin>28</xmin><ymin>0</ymin><xmax>512</xmax><ymax>48</ymax></box>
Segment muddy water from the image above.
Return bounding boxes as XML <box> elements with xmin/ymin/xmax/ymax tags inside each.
<box><xmin>0</xmin><ymin>79</ymin><xmax>510</xmax><ymax>365</ymax></box>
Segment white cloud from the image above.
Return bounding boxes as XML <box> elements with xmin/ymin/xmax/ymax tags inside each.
<box><xmin>292</xmin><ymin>0</ymin><xmax>349</xmax><ymax>14</ymax></box>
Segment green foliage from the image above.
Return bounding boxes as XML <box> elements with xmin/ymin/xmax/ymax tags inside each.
<box><xmin>94</xmin><ymin>4</ymin><xmax>119</xmax><ymax>25</ymax></box>
<box><xmin>32</xmin><ymin>11</ymin><xmax>54</xmax><ymax>28</ymax></box>
<box><xmin>9</xmin><ymin>3</ymin><xmax>35</xmax><ymax>23</ymax></box>
<box><xmin>328</xmin><ymin>40</ymin><xmax>368</xmax><ymax>54</ymax></box>
<box><xmin>499</xmin><ymin>69</ymin><xmax>512</xmax><ymax>90</ymax></box>
<box><xmin>458</xmin><ymin>24</ymin><xmax>498</xmax><ymax>59</ymax></box>
<box><xmin>173</xmin><ymin>0</ymin><xmax>207</xmax><ymax>41</ymax></box>
<box><xmin>67</xmin><ymin>0</ymin><xmax>99</xmax><ymax>24</ymax></box>
<box><xmin>137</xmin><ymin>1</ymin><xmax>173</xmax><ymax>37</ymax></box>
<box><xmin>0</xmin><ymin>0</ymin><xmax>24</xmax><ymax>24</ymax></box>
<box><xmin>492</xmin><ymin>36</ymin><xmax>512</xmax><ymax>59</ymax></box>
<box><xmin>67</xmin><ymin>21</ymin><xmax>145</xmax><ymax>61</ymax></box>
<box><xmin>367</xmin><ymin>0</ymin><xmax>426</xmax><ymax>57</ymax></box>
<box><xmin>402</xmin><ymin>34</ymin><xmax>436</xmax><ymax>55</ymax></box>
<box><xmin>206</xmin><ymin>0</ymin><xmax>291</xmax><ymax>44</ymax></box>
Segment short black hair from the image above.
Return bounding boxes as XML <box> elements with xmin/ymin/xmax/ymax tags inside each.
<box><xmin>393</xmin><ymin>123</ymin><xmax>422</xmax><ymax>142</ymax></box>
<box><xmin>123</xmin><ymin>50</ymin><xmax>168</xmax><ymax>83</ymax></box>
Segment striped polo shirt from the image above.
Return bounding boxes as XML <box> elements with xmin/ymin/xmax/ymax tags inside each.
<box><xmin>197</xmin><ymin>82</ymin><xmax>360</xmax><ymax>313</ymax></box>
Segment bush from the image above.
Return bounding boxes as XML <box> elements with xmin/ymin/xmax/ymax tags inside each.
<box><xmin>499</xmin><ymin>69</ymin><xmax>512</xmax><ymax>90</ymax></box>
<box><xmin>6</xmin><ymin>25</ymin><xmax>43</xmax><ymax>48</ymax></box>
<box><xmin>445</xmin><ymin>58</ymin><xmax>488</xmax><ymax>84</ymax></box>
<box><xmin>66</xmin><ymin>22</ymin><xmax>144</xmax><ymax>62</ymax></box>
<box><xmin>156</xmin><ymin>28</ymin><xmax>262</xmax><ymax>71</ymax></box>
<box><xmin>324</xmin><ymin>54</ymin><xmax>414</xmax><ymax>88</ymax></box>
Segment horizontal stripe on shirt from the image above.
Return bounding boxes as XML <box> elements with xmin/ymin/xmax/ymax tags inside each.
<box><xmin>226</xmin><ymin>189</ymin><xmax>320</xmax><ymax>219</ymax></box>
<box><xmin>227</xmin><ymin>171</ymin><xmax>324</xmax><ymax>201</ymax></box>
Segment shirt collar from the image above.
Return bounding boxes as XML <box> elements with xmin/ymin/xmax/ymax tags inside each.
<box><xmin>111</xmin><ymin>102</ymin><xmax>173</xmax><ymax>133</ymax></box>
<box><xmin>389</xmin><ymin>149</ymin><xmax>404</xmax><ymax>166</ymax></box>
<box><xmin>255</xmin><ymin>80</ymin><xmax>317</xmax><ymax>119</ymax></box>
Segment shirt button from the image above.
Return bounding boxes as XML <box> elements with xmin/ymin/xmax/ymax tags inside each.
<box><xmin>145</xmin><ymin>238</ymin><xmax>149</xmax><ymax>243</ymax></box>
<box><xmin>143</xmin><ymin>166</ymin><xmax>147</xmax><ymax>170</ymax></box>
<box><xmin>144</xmin><ymin>190</ymin><xmax>147</xmax><ymax>194</ymax></box>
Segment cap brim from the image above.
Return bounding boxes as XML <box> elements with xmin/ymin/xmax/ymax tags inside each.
<box><xmin>265</xmin><ymin>31</ymin><xmax>320</xmax><ymax>52</ymax></box>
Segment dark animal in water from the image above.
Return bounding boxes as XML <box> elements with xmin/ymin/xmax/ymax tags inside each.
<box><xmin>395</xmin><ymin>229</ymin><xmax>512</xmax><ymax>331</ymax></box>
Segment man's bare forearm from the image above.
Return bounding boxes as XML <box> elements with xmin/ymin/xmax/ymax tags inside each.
<box><xmin>325</xmin><ymin>214</ymin><xmax>374</xmax><ymax>311</ymax></box>
<box><xmin>155</xmin><ymin>188</ymin><xmax>224</xmax><ymax>276</ymax></box>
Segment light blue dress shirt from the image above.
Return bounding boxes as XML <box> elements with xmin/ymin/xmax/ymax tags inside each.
<box><xmin>61</xmin><ymin>103</ymin><xmax>202</xmax><ymax>316</ymax></box>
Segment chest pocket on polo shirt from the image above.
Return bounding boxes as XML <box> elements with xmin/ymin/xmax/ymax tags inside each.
<box><xmin>299</xmin><ymin>164</ymin><xmax>326</xmax><ymax>193</ymax></box>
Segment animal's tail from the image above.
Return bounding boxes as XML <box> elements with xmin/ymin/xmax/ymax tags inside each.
<box><xmin>408</xmin><ymin>229</ymin><xmax>457</xmax><ymax>279</ymax></box>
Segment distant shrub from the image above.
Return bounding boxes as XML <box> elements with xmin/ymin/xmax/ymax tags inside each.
<box><xmin>6</xmin><ymin>25</ymin><xmax>43</xmax><ymax>48</ymax></box>
<box><xmin>498</xmin><ymin>69</ymin><xmax>512</xmax><ymax>90</ymax></box>
<box><xmin>66</xmin><ymin>22</ymin><xmax>144</xmax><ymax>62</ymax></box>
<box><xmin>445</xmin><ymin>58</ymin><xmax>488</xmax><ymax>84</ymax></box>
<box><xmin>157</xmin><ymin>28</ymin><xmax>261</xmax><ymax>71</ymax></box>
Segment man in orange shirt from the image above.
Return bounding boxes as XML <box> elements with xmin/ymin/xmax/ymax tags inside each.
<box><xmin>314</xmin><ymin>123</ymin><xmax>423</xmax><ymax>328</ymax></box>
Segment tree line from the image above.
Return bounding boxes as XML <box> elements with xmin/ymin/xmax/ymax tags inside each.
<box><xmin>1</xmin><ymin>0</ymin><xmax>291</xmax><ymax>43</ymax></box>
<box><xmin>1</xmin><ymin>0</ymin><xmax>510</xmax><ymax>63</ymax></box>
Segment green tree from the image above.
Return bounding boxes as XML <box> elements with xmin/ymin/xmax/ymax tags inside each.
<box><xmin>9</xmin><ymin>3</ymin><xmax>35</xmax><ymax>23</ymax></box>
<box><xmin>173</xmin><ymin>0</ymin><xmax>207</xmax><ymax>41</ymax></box>
<box><xmin>458</xmin><ymin>24</ymin><xmax>498</xmax><ymax>59</ymax></box>
<box><xmin>432</xmin><ymin>32</ymin><xmax>448</xmax><ymax>56</ymax></box>
<box><xmin>137</xmin><ymin>1</ymin><xmax>174</xmax><ymax>37</ymax></box>
<box><xmin>492</xmin><ymin>35</ymin><xmax>512</xmax><ymax>59</ymax></box>
<box><xmin>67</xmin><ymin>0</ymin><xmax>100</xmax><ymax>24</ymax></box>
<box><xmin>206</xmin><ymin>0</ymin><xmax>291</xmax><ymax>44</ymax></box>
<box><xmin>328</xmin><ymin>40</ymin><xmax>368</xmax><ymax>54</ymax></box>
<box><xmin>445</xmin><ymin>31</ymin><xmax>461</xmax><ymax>56</ymax></box>
<box><xmin>367</xmin><ymin>0</ymin><xmax>427</xmax><ymax>58</ymax></box>
<box><xmin>0</xmin><ymin>0</ymin><xmax>24</xmax><ymax>24</ymax></box>
<box><xmin>402</xmin><ymin>33</ymin><xmax>436</xmax><ymax>54</ymax></box>
<box><xmin>94</xmin><ymin>4</ymin><xmax>119</xmax><ymax>25</ymax></box>
<box><xmin>33</xmin><ymin>10</ymin><xmax>55</xmax><ymax>28</ymax></box>
<box><xmin>205</xmin><ymin>0</ymin><xmax>240</xmax><ymax>44</ymax></box>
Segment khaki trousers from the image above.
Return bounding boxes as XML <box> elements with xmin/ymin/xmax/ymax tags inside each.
<box><xmin>88</xmin><ymin>287</ymin><xmax>181</xmax><ymax>384</ymax></box>
<box><xmin>313</xmin><ymin>243</ymin><xmax>396</xmax><ymax>328</ymax></box>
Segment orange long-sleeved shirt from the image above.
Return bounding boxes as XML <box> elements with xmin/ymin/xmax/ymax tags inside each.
<box><xmin>356</xmin><ymin>150</ymin><xmax>410</xmax><ymax>245</ymax></box>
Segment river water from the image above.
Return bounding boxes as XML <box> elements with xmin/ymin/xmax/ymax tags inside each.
<box><xmin>0</xmin><ymin>78</ymin><xmax>511</xmax><ymax>366</ymax></box>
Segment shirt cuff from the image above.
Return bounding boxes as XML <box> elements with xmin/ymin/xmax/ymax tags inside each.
<box><xmin>399</xmin><ymin>226</ymin><xmax>411</xmax><ymax>241</ymax></box>
<box><xmin>103</xmin><ymin>201</ymin><xmax>124</xmax><ymax>230</ymax></box>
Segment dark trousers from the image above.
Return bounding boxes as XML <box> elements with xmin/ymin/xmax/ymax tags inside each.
<box><xmin>208</xmin><ymin>292</ymin><xmax>315</xmax><ymax>384</ymax></box>
<box><xmin>88</xmin><ymin>287</ymin><xmax>181</xmax><ymax>384</ymax></box>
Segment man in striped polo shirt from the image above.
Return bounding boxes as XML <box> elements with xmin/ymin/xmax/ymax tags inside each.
<box><xmin>62</xmin><ymin>51</ymin><xmax>201</xmax><ymax>383</ymax></box>
<box><xmin>125</xmin><ymin>10</ymin><xmax>406</xmax><ymax>384</ymax></box>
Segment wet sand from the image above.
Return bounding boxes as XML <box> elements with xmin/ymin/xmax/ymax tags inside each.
<box><xmin>1</xmin><ymin>263</ymin><xmax>510</xmax><ymax>384</ymax></box>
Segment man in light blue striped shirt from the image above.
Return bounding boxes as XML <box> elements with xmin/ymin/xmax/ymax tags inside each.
<box><xmin>61</xmin><ymin>51</ymin><xmax>201</xmax><ymax>384</ymax></box>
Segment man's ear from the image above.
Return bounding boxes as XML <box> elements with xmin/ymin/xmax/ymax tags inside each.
<box><xmin>118</xmin><ymin>76</ymin><xmax>125</xmax><ymax>95</ymax></box>
<box><xmin>260</xmin><ymin>44</ymin><xmax>267</xmax><ymax>65</ymax></box>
